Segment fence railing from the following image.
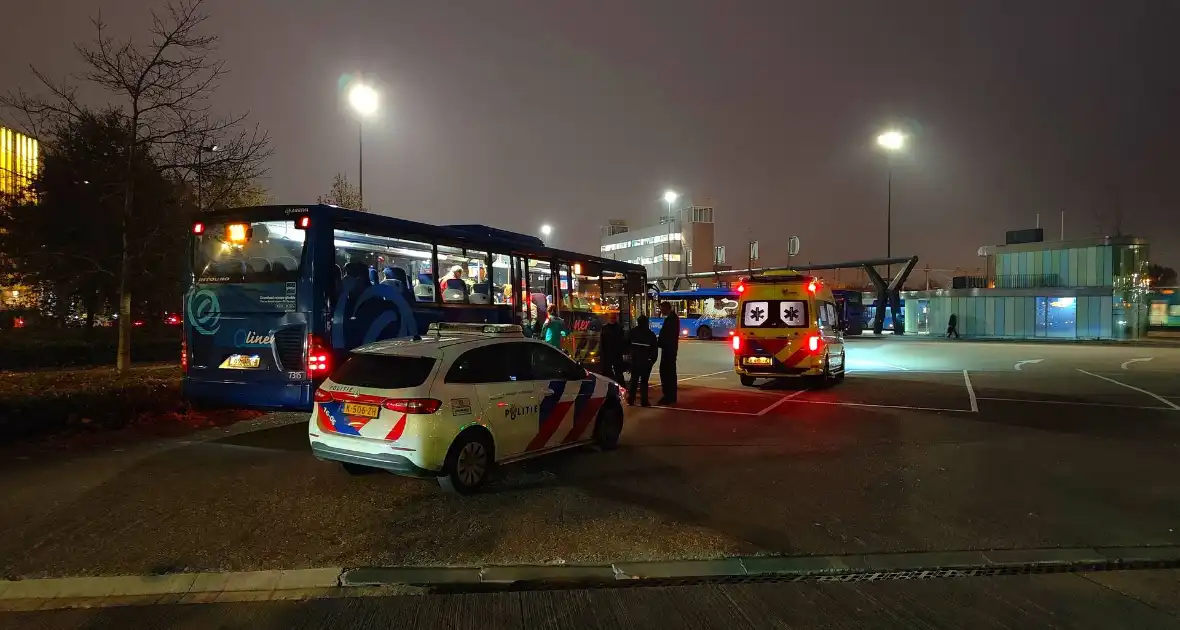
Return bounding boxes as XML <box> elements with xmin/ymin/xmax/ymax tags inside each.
<box><xmin>952</xmin><ymin>274</ymin><xmax>1062</xmax><ymax>289</ymax></box>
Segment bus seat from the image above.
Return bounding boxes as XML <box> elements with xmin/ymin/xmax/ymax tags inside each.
<box><xmin>442</xmin><ymin>288</ymin><xmax>468</xmax><ymax>303</ymax></box>
<box><xmin>417</xmin><ymin>273</ymin><xmax>434</xmax><ymax>286</ymax></box>
<box><xmin>414</xmin><ymin>284</ymin><xmax>435</xmax><ymax>302</ymax></box>
<box><xmin>368</xmin><ymin>266</ymin><xmax>379</xmax><ymax>285</ymax></box>
<box><xmin>470</xmin><ymin>282</ymin><xmax>491</xmax><ymax>305</ymax></box>
<box><xmin>273</xmin><ymin>256</ymin><xmax>298</xmax><ymax>272</ymax></box>
<box><xmin>209</xmin><ymin>260</ymin><xmax>246</xmax><ymax>276</ymax></box>
<box><xmin>343</xmin><ymin>262</ymin><xmax>370</xmax><ymax>284</ymax></box>
<box><xmin>246</xmin><ymin>257</ymin><xmax>271</xmax><ymax>273</ymax></box>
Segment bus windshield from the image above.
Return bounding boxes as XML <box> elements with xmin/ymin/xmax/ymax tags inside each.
<box><xmin>194</xmin><ymin>220</ymin><xmax>305</xmax><ymax>283</ymax></box>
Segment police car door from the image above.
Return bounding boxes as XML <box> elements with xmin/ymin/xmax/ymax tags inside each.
<box><xmin>518</xmin><ymin>342</ymin><xmax>599</xmax><ymax>455</ymax></box>
<box><xmin>449</xmin><ymin>343</ymin><xmax>535</xmax><ymax>460</ymax></box>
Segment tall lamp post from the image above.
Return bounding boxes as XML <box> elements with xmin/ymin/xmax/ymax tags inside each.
<box><xmin>875</xmin><ymin>130</ymin><xmax>906</xmax><ymax>278</ymax></box>
<box><xmin>540</xmin><ymin>224</ymin><xmax>553</xmax><ymax>242</ymax></box>
<box><xmin>662</xmin><ymin>190</ymin><xmax>679</xmax><ymax>281</ymax></box>
<box><xmin>196</xmin><ymin>144</ymin><xmax>218</xmax><ymax>211</ymax></box>
<box><xmin>347</xmin><ymin>82</ymin><xmax>379</xmax><ymax>209</ymax></box>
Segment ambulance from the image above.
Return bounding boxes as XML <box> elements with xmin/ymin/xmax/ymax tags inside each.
<box><xmin>732</xmin><ymin>271</ymin><xmax>846</xmax><ymax>387</ymax></box>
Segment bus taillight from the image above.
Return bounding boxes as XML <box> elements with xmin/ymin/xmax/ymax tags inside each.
<box><xmin>308</xmin><ymin>334</ymin><xmax>331</xmax><ymax>375</ymax></box>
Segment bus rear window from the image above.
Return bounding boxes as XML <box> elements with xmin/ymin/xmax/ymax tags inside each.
<box><xmin>741</xmin><ymin>300</ymin><xmax>809</xmax><ymax>328</ymax></box>
<box><xmin>331</xmin><ymin>354</ymin><xmax>436</xmax><ymax>389</ymax></box>
<box><xmin>194</xmin><ymin>220</ymin><xmax>305</xmax><ymax>282</ymax></box>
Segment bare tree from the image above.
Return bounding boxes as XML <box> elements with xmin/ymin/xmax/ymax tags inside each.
<box><xmin>2</xmin><ymin>0</ymin><xmax>271</xmax><ymax>373</ymax></box>
<box><xmin>317</xmin><ymin>173</ymin><xmax>365</xmax><ymax>210</ymax></box>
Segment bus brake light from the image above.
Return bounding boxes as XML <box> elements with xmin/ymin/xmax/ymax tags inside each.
<box><xmin>192</xmin><ymin>222</ymin><xmax>204</xmax><ymax>235</ymax></box>
<box><xmin>308</xmin><ymin>334</ymin><xmax>331</xmax><ymax>375</ymax></box>
<box><xmin>296</xmin><ymin>216</ymin><xmax>311</xmax><ymax>229</ymax></box>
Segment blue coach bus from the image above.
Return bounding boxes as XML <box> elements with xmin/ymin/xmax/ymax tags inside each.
<box><xmin>649</xmin><ymin>286</ymin><xmax>864</xmax><ymax>339</ymax></box>
<box><xmin>649</xmin><ymin>288</ymin><xmax>739</xmax><ymax>340</ymax></box>
<box><xmin>183</xmin><ymin>204</ymin><xmax>648</xmax><ymax>410</ymax></box>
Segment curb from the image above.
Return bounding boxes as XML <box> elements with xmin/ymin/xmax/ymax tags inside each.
<box><xmin>5</xmin><ymin>546</ymin><xmax>1180</xmax><ymax>610</ymax></box>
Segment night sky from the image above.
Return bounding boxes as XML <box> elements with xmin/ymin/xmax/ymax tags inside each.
<box><xmin>3</xmin><ymin>0</ymin><xmax>1176</xmax><ymax>273</ymax></box>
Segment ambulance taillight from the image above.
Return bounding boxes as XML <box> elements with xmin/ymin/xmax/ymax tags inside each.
<box><xmin>732</xmin><ymin>335</ymin><xmax>741</xmax><ymax>352</ymax></box>
<box><xmin>807</xmin><ymin>281</ymin><xmax>817</xmax><ymax>294</ymax></box>
<box><xmin>808</xmin><ymin>333</ymin><xmax>823</xmax><ymax>353</ymax></box>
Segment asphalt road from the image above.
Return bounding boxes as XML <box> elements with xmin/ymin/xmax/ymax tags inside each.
<box><xmin>2</xmin><ymin>337</ymin><xmax>1179</xmax><ymax>580</ymax></box>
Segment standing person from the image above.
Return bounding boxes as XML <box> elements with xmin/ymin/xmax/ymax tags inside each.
<box><xmin>656</xmin><ymin>301</ymin><xmax>680</xmax><ymax>405</ymax></box>
<box><xmin>627</xmin><ymin>315</ymin><xmax>658</xmax><ymax>406</ymax></box>
<box><xmin>946</xmin><ymin>313</ymin><xmax>960</xmax><ymax>339</ymax></box>
<box><xmin>599</xmin><ymin>313</ymin><xmax>625</xmax><ymax>383</ymax></box>
<box><xmin>541</xmin><ymin>305</ymin><xmax>569</xmax><ymax>351</ymax></box>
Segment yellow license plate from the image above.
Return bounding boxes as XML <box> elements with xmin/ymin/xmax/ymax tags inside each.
<box><xmin>220</xmin><ymin>354</ymin><xmax>261</xmax><ymax>369</ymax></box>
<box><xmin>342</xmin><ymin>402</ymin><xmax>380</xmax><ymax>418</ymax></box>
<box><xmin>744</xmin><ymin>357</ymin><xmax>773</xmax><ymax>366</ymax></box>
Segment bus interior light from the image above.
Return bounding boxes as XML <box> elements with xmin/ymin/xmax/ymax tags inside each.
<box><xmin>295</xmin><ymin>216</ymin><xmax>311</xmax><ymax>229</ymax></box>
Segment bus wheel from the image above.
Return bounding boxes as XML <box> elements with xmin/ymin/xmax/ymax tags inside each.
<box><xmin>740</xmin><ymin>375</ymin><xmax>756</xmax><ymax>387</ymax></box>
<box><xmin>697</xmin><ymin>325</ymin><xmax>713</xmax><ymax>340</ymax></box>
<box><xmin>438</xmin><ymin>430</ymin><xmax>493</xmax><ymax>495</ymax></box>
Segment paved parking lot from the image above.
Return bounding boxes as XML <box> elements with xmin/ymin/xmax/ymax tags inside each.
<box><xmin>1</xmin><ymin>337</ymin><xmax>1178</xmax><ymax>581</ymax></box>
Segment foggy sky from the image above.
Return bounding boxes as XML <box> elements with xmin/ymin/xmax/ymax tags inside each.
<box><xmin>3</xmin><ymin>0</ymin><xmax>1176</xmax><ymax>275</ymax></box>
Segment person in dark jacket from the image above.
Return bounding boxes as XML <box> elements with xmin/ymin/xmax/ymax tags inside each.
<box><xmin>599</xmin><ymin>313</ymin><xmax>625</xmax><ymax>383</ymax></box>
<box><xmin>946</xmin><ymin>313</ymin><xmax>960</xmax><ymax>339</ymax></box>
<box><xmin>656</xmin><ymin>301</ymin><xmax>680</xmax><ymax>405</ymax></box>
<box><xmin>627</xmin><ymin>315</ymin><xmax>658</xmax><ymax>406</ymax></box>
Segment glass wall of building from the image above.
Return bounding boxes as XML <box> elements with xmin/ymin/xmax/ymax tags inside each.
<box><xmin>912</xmin><ymin>293</ymin><xmax>1113</xmax><ymax>339</ymax></box>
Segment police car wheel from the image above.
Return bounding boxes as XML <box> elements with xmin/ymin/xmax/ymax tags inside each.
<box><xmin>593</xmin><ymin>402</ymin><xmax>624</xmax><ymax>451</ymax></box>
<box><xmin>438</xmin><ymin>432</ymin><xmax>493</xmax><ymax>495</ymax></box>
<box><xmin>697</xmin><ymin>326</ymin><xmax>712</xmax><ymax>340</ymax></box>
<box><xmin>740</xmin><ymin>375</ymin><xmax>757</xmax><ymax>387</ymax></box>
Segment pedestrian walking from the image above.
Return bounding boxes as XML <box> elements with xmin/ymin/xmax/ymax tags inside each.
<box><xmin>656</xmin><ymin>301</ymin><xmax>679</xmax><ymax>405</ymax></box>
<box><xmin>946</xmin><ymin>313</ymin><xmax>960</xmax><ymax>339</ymax></box>
<box><xmin>626</xmin><ymin>315</ymin><xmax>658</xmax><ymax>406</ymax></box>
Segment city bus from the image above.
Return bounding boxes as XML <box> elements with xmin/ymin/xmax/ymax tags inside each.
<box><xmin>648</xmin><ymin>288</ymin><xmax>738</xmax><ymax>340</ymax></box>
<box><xmin>832</xmin><ymin>289</ymin><xmax>865</xmax><ymax>335</ymax></box>
<box><xmin>183</xmin><ymin>204</ymin><xmax>648</xmax><ymax>410</ymax></box>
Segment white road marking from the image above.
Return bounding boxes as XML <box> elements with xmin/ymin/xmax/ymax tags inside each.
<box><xmin>678</xmin><ymin>370</ymin><xmax>732</xmax><ymax>382</ymax></box>
<box><xmin>1014</xmin><ymin>359</ymin><xmax>1043</xmax><ymax>371</ymax></box>
<box><xmin>1121</xmin><ymin>357</ymin><xmax>1154</xmax><ymax>370</ymax></box>
<box><xmin>647</xmin><ymin>405</ymin><xmax>758</xmax><ymax>416</ymax></box>
<box><xmin>1077</xmin><ymin>369</ymin><xmax>1180</xmax><ymax>411</ymax></box>
<box><xmin>963</xmin><ymin>370</ymin><xmax>978</xmax><ymax>412</ymax></box>
<box><xmin>756</xmin><ymin>390</ymin><xmax>809</xmax><ymax>416</ymax></box>
<box><xmin>976</xmin><ymin>397</ymin><xmax>1177</xmax><ymax>411</ymax></box>
<box><xmin>790</xmin><ymin>399</ymin><xmax>972</xmax><ymax>413</ymax></box>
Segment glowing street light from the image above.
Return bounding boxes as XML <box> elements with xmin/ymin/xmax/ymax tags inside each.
<box><xmin>347</xmin><ymin>82</ymin><xmax>379</xmax><ymax>209</ymax></box>
<box><xmin>348</xmin><ymin>83</ymin><xmax>379</xmax><ymax>117</ymax></box>
<box><xmin>662</xmin><ymin>190</ymin><xmax>679</xmax><ymax>206</ymax></box>
<box><xmin>661</xmin><ymin>190</ymin><xmax>681</xmax><ymax>279</ymax></box>
<box><xmin>540</xmin><ymin>224</ymin><xmax>553</xmax><ymax>238</ymax></box>
<box><xmin>876</xmin><ymin>130</ymin><xmax>905</xmax><ymax>151</ymax></box>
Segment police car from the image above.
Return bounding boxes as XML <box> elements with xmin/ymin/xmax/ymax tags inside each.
<box><xmin>308</xmin><ymin>322</ymin><xmax>625</xmax><ymax>494</ymax></box>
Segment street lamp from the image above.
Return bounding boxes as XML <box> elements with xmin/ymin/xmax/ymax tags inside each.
<box><xmin>875</xmin><ymin>130</ymin><xmax>906</xmax><ymax>277</ymax></box>
<box><xmin>662</xmin><ymin>190</ymin><xmax>679</xmax><ymax>280</ymax></box>
<box><xmin>196</xmin><ymin>144</ymin><xmax>219</xmax><ymax>211</ymax></box>
<box><xmin>540</xmin><ymin>224</ymin><xmax>552</xmax><ymax>240</ymax></box>
<box><xmin>348</xmin><ymin>82</ymin><xmax>379</xmax><ymax>209</ymax></box>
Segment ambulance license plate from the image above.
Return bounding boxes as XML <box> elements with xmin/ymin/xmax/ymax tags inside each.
<box><xmin>342</xmin><ymin>402</ymin><xmax>380</xmax><ymax>418</ymax></box>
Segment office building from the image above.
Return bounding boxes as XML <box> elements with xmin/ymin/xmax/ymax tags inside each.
<box><xmin>601</xmin><ymin>204</ymin><xmax>730</xmax><ymax>287</ymax></box>
<box><xmin>0</xmin><ymin>125</ymin><xmax>39</xmax><ymax>197</ymax></box>
<box><xmin>901</xmin><ymin>235</ymin><xmax>1151</xmax><ymax>339</ymax></box>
